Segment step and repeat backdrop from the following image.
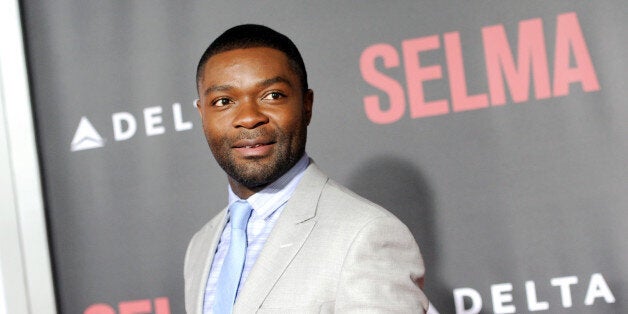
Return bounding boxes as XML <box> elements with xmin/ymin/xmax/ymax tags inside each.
<box><xmin>21</xmin><ymin>1</ymin><xmax>626</xmax><ymax>313</ymax></box>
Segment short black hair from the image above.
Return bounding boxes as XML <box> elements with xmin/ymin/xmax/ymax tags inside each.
<box><xmin>196</xmin><ymin>24</ymin><xmax>308</xmax><ymax>94</ymax></box>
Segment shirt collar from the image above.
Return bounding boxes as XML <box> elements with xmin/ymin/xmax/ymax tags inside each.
<box><xmin>228</xmin><ymin>153</ymin><xmax>310</xmax><ymax>219</ymax></box>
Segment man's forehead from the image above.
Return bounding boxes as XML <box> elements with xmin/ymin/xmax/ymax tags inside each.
<box><xmin>200</xmin><ymin>47</ymin><xmax>299</xmax><ymax>87</ymax></box>
<box><xmin>207</xmin><ymin>46</ymin><xmax>289</xmax><ymax>65</ymax></box>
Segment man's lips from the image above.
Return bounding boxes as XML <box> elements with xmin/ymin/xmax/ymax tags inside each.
<box><xmin>232</xmin><ymin>139</ymin><xmax>276</xmax><ymax>157</ymax></box>
<box><xmin>232</xmin><ymin>138</ymin><xmax>275</xmax><ymax>148</ymax></box>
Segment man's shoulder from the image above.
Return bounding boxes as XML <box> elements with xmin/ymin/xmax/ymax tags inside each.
<box><xmin>316</xmin><ymin>176</ymin><xmax>403</xmax><ymax>228</ymax></box>
<box><xmin>188</xmin><ymin>208</ymin><xmax>226</xmax><ymax>246</ymax></box>
<box><xmin>301</xmin><ymin>162</ymin><xmax>401</xmax><ymax>223</ymax></box>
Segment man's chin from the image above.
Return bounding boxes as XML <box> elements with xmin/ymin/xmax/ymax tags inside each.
<box><xmin>221</xmin><ymin>151</ymin><xmax>299</xmax><ymax>189</ymax></box>
<box><xmin>229</xmin><ymin>163</ymin><xmax>282</xmax><ymax>188</ymax></box>
<box><xmin>232</xmin><ymin>173</ymin><xmax>275</xmax><ymax>189</ymax></box>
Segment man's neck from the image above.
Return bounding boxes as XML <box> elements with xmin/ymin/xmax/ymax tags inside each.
<box><xmin>228</xmin><ymin>177</ymin><xmax>263</xmax><ymax>200</ymax></box>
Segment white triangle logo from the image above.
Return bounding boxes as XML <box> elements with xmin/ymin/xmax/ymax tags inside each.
<box><xmin>70</xmin><ymin>117</ymin><xmax>105</xmax><ymax>152</ymax></box>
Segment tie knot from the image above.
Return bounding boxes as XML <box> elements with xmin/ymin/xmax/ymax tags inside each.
<box><xmin>229</xmin><ymin>200</ymin><xmax>252</xmax><ymax>231</ymax></box>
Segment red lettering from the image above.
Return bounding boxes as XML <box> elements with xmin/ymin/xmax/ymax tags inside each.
<box><xmin>154</xmin><ymin>297</ymin><xmax>171</xmax><ymax>314</ymax></box>
<box><xmin>85</xmin><ymin>297</ymin><xmax>171</xmax><ymax>314</ymax></box>
<box><xmin>482</xmin><ymin>18</ymin><xmax>551</xmax><ymax>106</ymax></box>
<box><xmin>119</xmin><ymin>299</ymin><xmax>151</xmax><ymax>314</ymax></box>
<box><xmin>84</xmin><ymin>304</ymin><xmax>116</xmax><ymax>314</ymax></box>
<box><xmin>359</xmin><ymin>11</ymin><xmax>600</xmax><ymax>124</ymax></box>
<box><xmin>360</xmin><ymin>43</ymin><xmax>406</xmax><ymax>124</ymax></box>
<box><xmin>402</xmin><ymin>35</ymin><xmax>449</xmax><ymax>118</ymax></box>
<box><xmin>444</xmin><ymin>31</ymin><xmax>489</xmax><ymax>112</ymax></box>
<box><xmin>553</xmin><ymin>12</ymin><xmax>600</xmax><ymax>96</ymax></box>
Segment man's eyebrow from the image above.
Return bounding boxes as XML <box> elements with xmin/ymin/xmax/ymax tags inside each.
<box><xmin>204</xmin><ymin>84</ymin><xmax>233</xmax><ymax>96</ymax></box>
<box><xmin>257</xmin><ymin>76</ymin><xmax>292</xmax><ymax>88</ymax></box>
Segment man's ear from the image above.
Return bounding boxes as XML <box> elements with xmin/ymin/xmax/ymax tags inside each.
<box><xmin>195</xmin><ymin>99</ymin><xmax>203</xmax><ymax>118</ymax></box>
<box><xmin>303</xmin><ymin>89</ymin><xmax>314</xmax><ymax>125</ymax></box>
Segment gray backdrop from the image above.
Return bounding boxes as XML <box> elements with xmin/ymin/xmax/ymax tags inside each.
<box><xmin>21</xmin><ymin>1</ymin><xmax>627</xmax><ymax>313</ymax></box>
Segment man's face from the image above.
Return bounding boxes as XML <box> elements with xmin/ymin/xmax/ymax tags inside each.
<box><xmin>197</xmin><ymin>47</ymin><xmax>313</xmax><ymax>191</ymax></box>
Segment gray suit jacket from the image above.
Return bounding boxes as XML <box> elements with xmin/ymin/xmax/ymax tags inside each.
<box><xmin>184</xmin><ymin>162</ymin><xmax>429</xmax><ymax>313</ymax></box>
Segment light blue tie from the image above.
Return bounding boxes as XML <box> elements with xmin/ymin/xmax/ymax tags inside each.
<box><xmin>213</xmin><ymin>200</ymin><xmax>253</xmax><ymax>314</ymax></box>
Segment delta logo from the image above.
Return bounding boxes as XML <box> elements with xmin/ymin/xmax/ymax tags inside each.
<box><xmin>452</xmin><ymin>272</ymin><xmax>616</xmax><ymax>314</ymax></box>
<box><xmin>70</xmin><ymin>102</ymin><xmax>194</xmax><ymax>152</ymax></box>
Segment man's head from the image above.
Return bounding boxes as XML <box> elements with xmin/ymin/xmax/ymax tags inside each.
<box><xmin>196</xmin><ymin>24</ymin><xmax>313</xmax><ymax>198</ymax></box>
<box><xmin>196</xmin><ymin>24</ymin><xmax>308</xmax><ymax>95</ymax></box>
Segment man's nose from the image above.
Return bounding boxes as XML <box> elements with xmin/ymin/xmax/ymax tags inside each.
<box><xmin>232</xmin><ymin>98</ymin><xmax>269</xmax><ymax>129</ymax></box>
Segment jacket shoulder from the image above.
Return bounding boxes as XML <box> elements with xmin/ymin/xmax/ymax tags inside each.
<box><xmin>187</xmin><ymin>211</ymin><xmax>225</xmax><ymax>253</ymax></box>
<box><xmin>317</xmin><ymin>178</ymin><xmax>403</xmax><ymax>226</ymax></box>
<box><xmin>322</xmin><ymin>179</ymin><xmax>397</xmax><ymax>216</ymax></box>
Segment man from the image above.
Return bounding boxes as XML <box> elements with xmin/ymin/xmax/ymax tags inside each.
<box><xmin>185</xmin><ymin>24</ymin><xmax>429</xmax><ymax>313</ymax></box>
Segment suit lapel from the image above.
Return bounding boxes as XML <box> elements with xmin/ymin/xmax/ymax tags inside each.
<box><xmin>234</xmin><ymin>162</ymin><xmax>328</xmax><ymax>313</ymax></box>
<box><xmin>191</xmin><ymin>209</ymin><xmax>228</xmax><ymax>314</ymax></box>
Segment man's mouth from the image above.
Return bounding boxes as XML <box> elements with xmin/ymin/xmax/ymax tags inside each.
<box><xmin>232</xmin><ymin>139</ymin><xmax>275</xmax><ymax>148</ymax></box>
<box><xmin>232</xmin><ymin>139</ymin><xmax>276</xmax><ymax>157</ymax></box>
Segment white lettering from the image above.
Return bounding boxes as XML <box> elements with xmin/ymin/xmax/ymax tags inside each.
<box><xmin>525</xmin><ymin>280</ymin><xmax>549</xmax><ymax>311</ymax></box>
<box><xmin>550</xmin><ymin>276</ymin><xmax>578</xmax><ymax>308</ymax></box>
<box><xmin>144</xmin><ymin>106</ymin><xmax>165</xmax><ymax>136</ymax></box>
<box><xmin>453</xmin><ymin>288</ymin><xmax>482</xmax><ymax>314</ymax></box>
<box><xmin>173</xmin><ymin>103</ymin><xmax>193</xmax><ymax>131</ymax></box>
<box><xmin>112</xmin><ymin>112</ymin><xmax>137</xmax><ymax>141</ymax></box>
<box><xmin>584</xmin><ymin>273</ymin><xmax>615</xmax><ymax>305</ymax></box>
<box><xmin>491</xmin><ymin>283</ymin><xmax>516</xmax><ymax>313</ymax></box>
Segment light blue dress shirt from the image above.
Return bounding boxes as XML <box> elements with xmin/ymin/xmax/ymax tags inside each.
<box><xmin>203</xmin><ymin>154</ymin><xmax>310</xmax><ymax>313</ymax></box>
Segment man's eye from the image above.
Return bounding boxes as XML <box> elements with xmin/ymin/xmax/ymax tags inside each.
<box><xmin>263</xmin><ymin>92</ymin><xmax>284</xmax><ymax>100</ymax></box>
<box><xmin>213</xmin><ymin>98</ymin><xmax>232</xmax><ymax>107</ymax></box>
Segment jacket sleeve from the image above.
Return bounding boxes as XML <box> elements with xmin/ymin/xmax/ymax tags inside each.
<box><xmin>335</xmin><ymin>215</ymin><xmax>429</xmax><ymax>313</ymax></box>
